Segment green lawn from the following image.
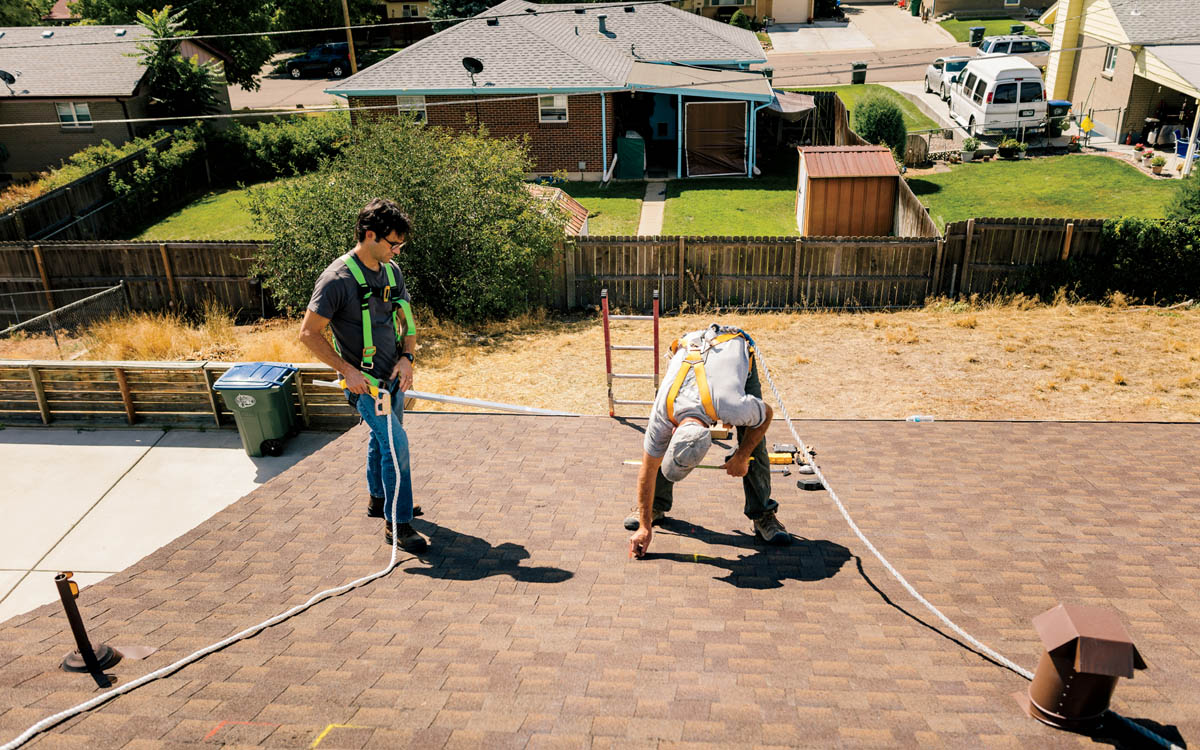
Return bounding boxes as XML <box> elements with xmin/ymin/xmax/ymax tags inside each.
<box><xmin>908</xmin><ymin>155</ymin><xmax>1178</xmax><ymax>230</ymax></box>
<box><xmin>130</xmin><ymin>182</ymin><xmax>279</xmax><ymax>241</ymax></box>
<box><xmin>789</xmin><ymin>84</ymin><xmax>940</xmax><ymax>132</ymax></box>
<box><xmin>939</xmin><ymin>17</ymin><xmax>1028</xmax><ymax>42</ymax></box>
<box><xmin>662</xmin><ymin>174</ymin><xmax>796</xmax><ymax>236</ymax></box>
<box><xmin>563</xmin><ymin>181</ymin><xmax>644</xmax><ymax>236</ymax></box>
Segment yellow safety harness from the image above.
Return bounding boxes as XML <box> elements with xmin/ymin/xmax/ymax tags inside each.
<box><xmin>664</xmin><ymin>328</ymin><xmax>755</xmax><ymax>426</ymax></box>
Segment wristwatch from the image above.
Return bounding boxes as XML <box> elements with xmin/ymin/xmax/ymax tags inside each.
<box><xmin>399</xmin><ymin>352</ymin><xmax>415</xmax><ymax>364</ymax></box>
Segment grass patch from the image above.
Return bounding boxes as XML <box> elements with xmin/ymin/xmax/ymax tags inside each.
<box><xmin>129</xmin><ymin>181</ymin><xmax>290</xmax><ymax>241</ymax></box>
<box><xmin>907</xmin><ymin>155</ymin><xmax>1177</xmax><ymax>230</ymax></box>
<box><xmin>662</xmin><ymin>174</ymin><xmax>796</xmax><ymax>236</ymax></box>
<box><xmin>939</xmin><ymin>17</ymin><xmax>1027</xmax><ymax>42</ymax></box>
<box><xmin>563</xmin><ymin>181</ymin><xmax>644</xmax><ymax>236</ymax></box>
<box><xmin>789</xmin><ymin>84</ymin><xmax>939</xmax><ymax>131</ymax></box>
<box><xmin>756</xmin><ymin>31</ymin><xmax>772</xmax><ymax>50</ymax></box>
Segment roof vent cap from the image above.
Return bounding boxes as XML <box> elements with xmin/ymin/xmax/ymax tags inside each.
<box><xmin>41</xmin><ymin>30</ymin><xmax>54</xmax><ymax>38</ymax></box>
<box><xmin>597</xmin><ymin>13</ymin><xmax>608</xmax><ymax>34</ymax></box>
<box><xmin>114</xmin><ymin>28</ymin><xmax>127</xmax><ymax>36</ymax></box>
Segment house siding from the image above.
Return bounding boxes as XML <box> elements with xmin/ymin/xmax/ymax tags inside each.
<box><xmin>930</xmin><ymin>0</ymin><xmax>1040</xmax><ymax>15</ymax></box>
<box><xmin>0</xmin><ymin>97</ymin><xmax>145</xmax><ymax>177</ymax></box>
<box><xmin>1068</xmin><ymin>33</ymin><xmax>1135</xmax><ymax>139</ymax></box>
<box><xmin>349</xmin><ymin>93</ymin><xmax>616</xmax><ymax>179</ymax></box>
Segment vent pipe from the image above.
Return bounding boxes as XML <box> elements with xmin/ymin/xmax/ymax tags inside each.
<box><xmin>598</xmin><ymin>13</ymin><xmax>608</xmax><ymax>34</ymax></box>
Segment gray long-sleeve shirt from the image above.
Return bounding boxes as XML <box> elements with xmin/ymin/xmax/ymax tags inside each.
<box><xmin>643</xmin><ymin>328</ymin><xmax>767</xmax><ymax>458</ymax></box>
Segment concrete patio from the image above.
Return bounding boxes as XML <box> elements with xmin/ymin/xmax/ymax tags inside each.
<box><xmin>0</xmin><ymin>415</ymin><xmax>1196</xmax><ymax>748</ymax></box>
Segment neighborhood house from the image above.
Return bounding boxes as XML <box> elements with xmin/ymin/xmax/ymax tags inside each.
<box><xmin>328</xmin><ymin>0</ymin><xmax>774</xmax><ymax>180</ymax></box>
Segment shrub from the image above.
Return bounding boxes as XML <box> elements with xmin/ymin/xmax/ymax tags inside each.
<box><xmin>246</xmin><ymin>119</ymin><xmax>566</xmax><ymax>322</ymax></box>
<box><xmin>729</xmin><ymin>9</ymin><xmax>753</xmax><ymax>29</ymax></box>
<box><xmin>210</xmin><ymin>112</ymin><xmax>351</xmax><ymax>183</ymax></box>
<box><xmin>1166</xmin><ymin>171</ymin><xmax>1200</xmax><ymax>221</ymax></box>
<box><xmin>108</xmin><ymin>126</ymin><xmax>207</xmax><ymax>227</ymax></box>
<box><xmin>962</xmin><ymin>137</ymin><xmax>980</xmax><ymax>152</ymax></box>
<box><xmin>852</xmin><ymin>95</ymin><xmax>907</xmax><ymax>155</ymax></box>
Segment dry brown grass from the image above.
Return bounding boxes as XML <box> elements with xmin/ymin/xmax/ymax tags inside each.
<box><xmin>4</xmin><ymin>299</ymin><xmax>1199</xmax><ymax>421</ymax></box>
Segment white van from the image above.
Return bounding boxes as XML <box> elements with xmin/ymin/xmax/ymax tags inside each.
<box><xmin>947</xmin><ymin>56</ymin><xmax>1047</xmax><ymax>137</ymax></box>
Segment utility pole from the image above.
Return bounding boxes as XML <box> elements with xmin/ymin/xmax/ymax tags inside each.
<box><xmin>341</xmin><ymin>0</ymin><xmax>358</xmax><ymax>75</ymax></box>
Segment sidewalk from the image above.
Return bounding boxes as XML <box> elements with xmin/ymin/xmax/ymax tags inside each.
<box><xmin>0</xmin><ymin>427</ymin><xmax>338</xmax><ymax>622</ymax></box>
<box><xmin>636</xmin><ymin>181</ymin><xmax>666</xmax><ymax>236</ymax></box>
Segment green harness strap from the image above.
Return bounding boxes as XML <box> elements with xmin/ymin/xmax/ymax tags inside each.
<box><xmin>338</xmin><ymin>253</ymin><xmax>415</xmax><ymax>372</ymax></box>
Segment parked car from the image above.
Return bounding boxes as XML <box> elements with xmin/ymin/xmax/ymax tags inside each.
<box><xmin>284</xmin><ymin>42</ymin><xmax>352</xmax><ymax>79</ymax></box>
<box><xmin>978</xmin><ymin>35</ymin><xmax>1052</xmax><ymax>68</ymax></box>
<box><xmin>948</xmin><ymin>56</ymin><xmax>1047</xmax><ymax>137</ymax></box>
<box><xmin>925</xmin><ymin>56</ymin><xmax>971</xmax><ymax>101</ymax></box>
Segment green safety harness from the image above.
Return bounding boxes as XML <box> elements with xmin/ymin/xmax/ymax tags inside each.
<box><xmin>336</xmin><ymin>253</ymin><xmax>416</xmax><ymax>386</ymax></box>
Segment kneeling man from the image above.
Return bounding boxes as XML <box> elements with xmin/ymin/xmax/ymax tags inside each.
<box><xmin>628</xmin><ymin>324</ymin><xmax>790</xmax><ymax>558</ymax></box>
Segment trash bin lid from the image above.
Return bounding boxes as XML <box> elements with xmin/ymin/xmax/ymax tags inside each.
<box><xmin>213</xmin><ymin>362</ymin><xmax>297</xmax><ymax>390</ymax></box>
<box><xmin>1049</xmin><ymin>99</ymin><xmax>1071</xmax><ymax>107</ymax></box>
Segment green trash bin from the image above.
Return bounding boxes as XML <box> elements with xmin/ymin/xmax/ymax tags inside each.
<box><xmin>615</xmin><ymin>135</ymin><xmax>645</xmax><ymax>180</ymax></box>
<box><xmin>1010</xmin><ymin>23</ymin><xmax>1025</xmax><ymax>34</ymax></box>
<box><xmin>968</xmin><ymin>26</ymin><xmax>985</xmax><ymax>46</ymax></box>
<box><xmin>910</xmin><ymin>0</ymin><xmax>920</xmax><ymax>16</ymax></box>
<box><xmin>212</xmin><ymin>362</ymin><xmax>298</xmax><ymax>457</ymax></box>
<box><xmin>851</xmin><ymin>61</ymin><xmax>867</xmax><ymax>84</ymax></box>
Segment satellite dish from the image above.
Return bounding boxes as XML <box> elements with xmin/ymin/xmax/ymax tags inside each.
<box><xmin>462</xmin><ymin>57</ymin><xmax>483</xmax><ymax>75</ymax></box>
<box><xmin>0</xmin><ymin>70</ymin><xmax>15</xmax><ymax>86</ymax></box>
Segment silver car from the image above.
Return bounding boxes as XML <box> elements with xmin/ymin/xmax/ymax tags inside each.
<box><xmin>925</xmin><ymin>56</ymin><xmax>971</xmax><ymax>101</ymax></box>
<box><xmin>978</xmin><ymin>35</ymin><xmax>1052</xmax><ymax>68</ymax></box>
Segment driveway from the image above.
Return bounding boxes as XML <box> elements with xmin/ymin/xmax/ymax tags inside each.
<box><xmin>768</xmin><ymin>2</ymin><xmax>956</xmax><ymax>54</ymax></box>
<box><xmin>228</xmin><ymin>55</ymin><xmax>349</xmax><ymax>111</ymax></box>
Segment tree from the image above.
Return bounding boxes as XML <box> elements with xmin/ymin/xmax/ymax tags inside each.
<box><xmin>269</xmin><ymin>0</ymin><xmax>377</xmax><ymax>51</ymax></box>
<box><xmin>246</xmin><ymin>120</ymin><xmax>566</xmax><ymax>322</ymax></box>
<box><xmin>729</xmin><ymin>10</ymin><xmax>753</xmax><ymax>30</ymax></box>
<box><xmin>428</xmin><ymin>0</ymin><xmax>493</xmax><ymax>29</ymax></box>
<box><xmin>0</xmin><ymin>0</ymin><xmax>52</xmax><ymax>25</ymax></box>
<box><xmin>1166</xmin><ymin>172</ymin><xmax>1200</xmax><ymax>223</ymax></box>
<box><xmin>853</xmin><ymin>95</ymin><xmax>907</xmax><ymax>155</ymax></box>
<box><xmin>73</xmin><ymin>0</ymin><xmax>273</xmax><ymax>90</ymax></box>
<box><xmin>132</xmin><ymin>6</ymin><xmax>223</xmax><ymax>118</ymax></box>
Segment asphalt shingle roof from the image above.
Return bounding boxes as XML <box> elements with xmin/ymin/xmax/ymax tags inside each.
<box><xmin>328</xmin><ymin>0</ymin><xmax>765</xmax><ymax>94</ymax></box>
<box><xmin>1107</xmin><ymin>0</ymin><xmax>1200</xmax><ymax>44</ymax></box>
<box><xmin>0</xmin><ymin>25</ymin><xmax>149</xmax><ymax>98</ymax></box>
<box><xmin>1</xmin><ymin>415</ymin><xmax>1198</xmax><ymax>748</ymax></box>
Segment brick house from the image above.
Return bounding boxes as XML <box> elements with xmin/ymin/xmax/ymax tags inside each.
<box><xmin>1040</xmin><ymin>0</ymin><xmax>1199</xmax><ymax>156</ymax></box>
<box><xmin>0</xmin><ymin>25</ymin><xmax>232</xmax><ymax>179</ymax></box>
<box><xmin>327</xmin><ymin>0</ymin><xmax>773</xmax><ymax>179</ymax></box>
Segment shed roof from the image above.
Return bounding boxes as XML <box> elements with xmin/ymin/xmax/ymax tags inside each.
<box><xmin>0</xmin><ymin>25</ymin><xmax>150</xmax><ymax>98</ymax></box>
<box><xmin>527</xmin><ymin>184</ymin><xmax>589</xmax><ymax>235</ymax></box>
<box><xmin>798</xmin><ymin>146</ymin><xmax>899</xmax><ymax>179</ymax></box>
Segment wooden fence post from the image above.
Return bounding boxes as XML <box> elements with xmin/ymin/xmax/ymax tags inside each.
<box><xmin>201</xmin><ymin>365</ymin><xmax>221</xmax><ymax>427</ymax></box>
<box><xmin>12</xmin><ymin>208</ymin><xmax>27</xmax><ymax>241</ymax></box>
<box><xmin>32</xmin><ymin>244</ymin><xmax>54</xmax><ymax>310</ymax></box>
<box><xmin>28</xmin><ymin>365</ymin><xmax>50</xmax><ymax>425</ymax></box>
<box><xmin>293</xmin><ymin>370</ymin><xmax>310</xmax><ymax>428</ymax></box>
<box><xmin>932</xmin><ymin>237</ymin><xmax>945</xmax><ymax>297</ymax></box>
<box><xmin>1060</xmin><ymin>222</ymin><xmax>1075</xmax><ymax>261</ymax></box>
<box><xmin>791</xmin><ymin>239</ymin><xmax>802</xmax><ymax>307</ymax></box>
<box><xmin>159</xmin><ymin>243</ymin><xmax>178</xmax><ymax>307</ymax></box>
<box><xmin>563</xmin><ymin>240</ymin><xmax>576</xmax><ymax>311</ymax></box>
<box><xmin>959</xmin><ymin>218</ymin><xmax>975</xmax><ymax>298</ymax></box>
<box><xmin>677</xmin><ymin>236</ymin><xmax>686</xmax><ymax>309</ymax></box>
<box><xmin>114</xmin><ymin>367</ymin><xmax>136</xmax><ymax>425</ymax></box>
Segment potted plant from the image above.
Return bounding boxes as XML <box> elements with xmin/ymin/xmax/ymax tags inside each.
<box><xmin>998</xmin><ymin>136</ymin><xmax>1023</xmax><ymax>159</ymax></box>
<box><xmin>1067</xmin><ymin>135</ymin><xmax>1082</xmax><ymax>153</ymax></box>
<box><xmin>1142</xmin><ymin>149</ymin><xmax>1155</xmax><ymax>164</ymax></box>
<box><xmin>961</xmin><ymin>136</ymin><xmax>979</xmax><ymax>162</ymax></box>
<box><xmin>1151</xmin><ymin>154</ymin><xmax>1167</xmax><ymax>174</ymax></box>
<box><xmin>1133</xmin><ymin>143</ymin><xmax>1144</xmax><ymax>153</ymax></box>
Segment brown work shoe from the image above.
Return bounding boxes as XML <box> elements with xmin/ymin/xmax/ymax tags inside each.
<box><xmin>624</xmin><ymin>508</ymin><xmax>666</xmax><ymax>531</ymax></box>
<box><xmin>369</xmin><ymin>496</ymin><xmax>422</xmax><ymax>518</ymax></box>
<box><xmin>385</xmin><ymin>521</ymin><xmax>428</xmax><ymax>552</ymax></box>
<box><xmin>753</xmin><ymin>511</ymin><xmax>792</xmax><ymax>545</ymax></box>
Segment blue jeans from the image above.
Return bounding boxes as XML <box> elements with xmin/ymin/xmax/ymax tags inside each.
<box><xmin>347</xmin><ymin>384</ymin><xmax>414</xmax><ymax>524</ymax></box>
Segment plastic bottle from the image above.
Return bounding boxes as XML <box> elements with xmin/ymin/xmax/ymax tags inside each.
<box><xmin>905</xmin><ymin>415</ymin><xmax>935</xmax><ymax>422</ymax></box>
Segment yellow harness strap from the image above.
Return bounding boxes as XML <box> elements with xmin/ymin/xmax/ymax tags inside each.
<box><xmin>664</xmin><ymin>331</ymin><xmax>752</xmax><ymax>427</ymax></box>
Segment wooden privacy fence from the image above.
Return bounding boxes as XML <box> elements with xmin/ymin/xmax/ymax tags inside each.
<box><xmin>0</xmin><ymin>241</ymin><xmax>272</xmax><ymax>326</ymax></box>
<box><xmin>558</xmin><ymin>235</ymin><xmax>941</xmax><ymax>311</ymax></box>
<box><xmin>0</xmin><ymin>360</ymin><xmax>359</xmax><ymax>430</ymax></box>
<box><xmin>938</xmin><ymin>217</ymin><xmax>1106</xmax><ymax>296</ymax></box>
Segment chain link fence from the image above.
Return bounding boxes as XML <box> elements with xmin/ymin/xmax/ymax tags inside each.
<box><xmin>0</xmin><ymin>283</ymin><xmax>128</xmax><ymax>354</ymax></box>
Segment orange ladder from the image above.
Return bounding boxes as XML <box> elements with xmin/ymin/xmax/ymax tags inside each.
<box><xmin>601</xmin><ymin>288</ymin><xmax>660</xmax><ymax>417</ymax></box>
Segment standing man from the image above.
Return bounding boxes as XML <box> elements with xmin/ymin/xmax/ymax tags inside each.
<box><xmin>299</xmin><ymin>198</ymin><xmax>427</xmax><ymax>552</ymax></box>
<box><xmin>627</xmin><ymin>324</ymin><xmax>790</xmax><ymax>558</ymax></box>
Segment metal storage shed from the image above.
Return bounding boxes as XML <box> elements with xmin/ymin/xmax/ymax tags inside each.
<box><xmin>795</xmin><ymin>146</ymin><xmax>900</xmax><ymax>237</ymax></box>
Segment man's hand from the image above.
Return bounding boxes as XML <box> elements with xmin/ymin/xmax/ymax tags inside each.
<box><xmin>342</xmin><ymin>368</ymin><xmax>372</xmax><ymax>395</ymax></box>
<box><xmin>391</xmin><ymin>357</ymin><xmax>414</xmax><ymax>392</ymax></box>
<box><xmin>629</xmin><ymin>527</ymin><xmax>653</xmax><ymax>559</ymax></box>
<box><xmin>723</xmin><ymin>452</ymin><xmax>751</xmax><ymax>478</ymax></box>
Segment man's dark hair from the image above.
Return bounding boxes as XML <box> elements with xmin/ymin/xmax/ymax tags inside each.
<box><xmin>356</xmin><ymin>198</ymin><xmax>412</xmax><ymax>242</ymax></box>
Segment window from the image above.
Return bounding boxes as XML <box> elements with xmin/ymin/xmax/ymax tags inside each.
<box><xmin>396</xmin><ymin>95</ymin><xmax>426</xmax><ymax>122</ymax></box>
<box><xmin>402</xmin><ymin>4</ymin><xmax>418</xmax><ymax>16</ymax></box>
<box><xmin>55</xmin><ymin>102</ymin><xmax>92</xmax><ymax>129</ymax></box>
<box><xmin>962</xmin><ymin>72</ymin><xmax>977</xmax><ymax>92</ymax></box>
<box><xmin>946</xmin><ymin>60</ymin><xmax>968</xmax><ymax>73</ymax></box>
<box><xmin>1019</xmin><ymin>81</ymin><xmax>1044</xmax><ymax>102</ymax></box>
<box><xmin>972</xmin><ymin>78</ymin><xmax>987</xmax><ymax>105</ymax></box>
<box><xmin>1103</xmin><ymin>45</ymin><xmax>1118</xmax><ymax>74</ymax></box>
<box><xmin>1004</xmin><ymin>0</ymin><xmax>1019</xmax><ymax>6</ymax></box>
<box><xmin>539</xmin><ymin>94</ymin><xmax>568</xmax><ymax>123</ymax></box>
<box><xmin>979</xmin><ymin>40</ymin><xmax>993</xmax><ymax>53</ymax></box>
<box><xmin>1010</xmin><ymin>40</ymin><xmax>1034</xmax><ymax>54</ymax></box>
<box><xmin>992</xmin><ymin>82</ymin><xmax>1018</xmax><ymax>104</ymax></box>
<box><xmin>1034</xmin><ymin>40</ymin><xmax>1050</xmax><ymax>52</ymax></box>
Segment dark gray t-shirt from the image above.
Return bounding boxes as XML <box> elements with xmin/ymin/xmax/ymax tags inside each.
<box><xmin>307</xmin><ymin>254</ymin><xmax>411</xmax><ymax>383</ymax></box>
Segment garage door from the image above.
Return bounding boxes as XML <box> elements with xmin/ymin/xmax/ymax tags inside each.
<box><xmin>684</xmin><ymin>101</ymin><xmax>747</xmax><ymax>177</ymax></box>
<box><xmin>772</xmin><ymin>0</ymin><xmax>812</xmax><ymax>23</ymax></box>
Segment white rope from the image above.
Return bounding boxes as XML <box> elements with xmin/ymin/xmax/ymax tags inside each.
<box><xmin>0</xmin><ymin>399</ymin><xmax>409</xmax><ymax>750</ymax></box>
<box><xmin>752</xmin><ymin>340</ymin><xmax>1183</xmax><ymax>750</ymax></box>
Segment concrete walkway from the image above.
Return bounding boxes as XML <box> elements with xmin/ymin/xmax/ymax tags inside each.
<box><xmin>0</xmin><ymin>426</ymin><xmax>338</xmax><ymax>623</ymax></box>
<box><xmin>636</xmin><ymin>181</ymin><xmax>666</xmax><ymax>236</ymax></box>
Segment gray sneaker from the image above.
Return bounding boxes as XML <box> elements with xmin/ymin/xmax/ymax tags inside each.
<box><xmin>753</xmin><ymin>511</ymin><xmax>792</xmax><ymax>545</ymax></box>
<box><xmin>623</xmin><ymin>508</ymin><xmax>666</xmax><ymax>531</ymax></box>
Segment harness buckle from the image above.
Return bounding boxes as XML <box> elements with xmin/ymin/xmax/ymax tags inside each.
<box><xmin>363</xmin><ymin>345</ymin><xmax>377</xmax><ymax>357</ymax></box>
<box><xmin>382</xmin><ymin>286</ymin><xmax>392</xmax><ymax>302</ymax></box>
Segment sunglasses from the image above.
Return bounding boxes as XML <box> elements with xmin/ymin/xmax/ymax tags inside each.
<box><xmin>383</xmin><ymin>236</ymin><xmax>407</xmax><ymax>251</ymax></box>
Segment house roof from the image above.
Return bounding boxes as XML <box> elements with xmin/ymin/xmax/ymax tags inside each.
<box><xmin>327</xmin><ymin>0</ymin><xmax>765</xmax><ymax>96</ymax></box>
<box><xmin>43</xmin><ymin>0</ymin><xmax>78</xmax><ymax>21</ymax></box>
<box><xmin>527</xmin><ymin>183</ymin><xmax>589</xmax><ymax>235</ymax></box>
<box><xmin>625</xmin><ymin>61</ymin><xmax>773</xmax><ymax>102</ymax></box>
<box><xmin>0</xmin><ymin>25</ymin><xmax>150</xmax><ymax>98</ymax></box>
<box><xmin>1145</xmin><ymin>44</ymin><xmax>1200</xmax><ymax>91</ymax></box>
<box><xmin>798</xmin><ymin>146</ymin><xmax>899</xmax><ymax>179</ymax></box>
<box><xmin>1106</xmin><ymin>0</ymin><xmax>1200</xmax><ymax>44</ymax></box>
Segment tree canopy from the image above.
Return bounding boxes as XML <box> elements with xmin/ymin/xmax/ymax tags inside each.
<box><xmin>133</xmin><ymin>6</ymin><xmax>223</xmax><ymax>117</ymax></box>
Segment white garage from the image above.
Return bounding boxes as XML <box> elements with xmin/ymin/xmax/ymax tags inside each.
<box><xmin>770</xmin><ymin>0</ymin><xmax>814</xmax><ymax>23</ymax></box>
